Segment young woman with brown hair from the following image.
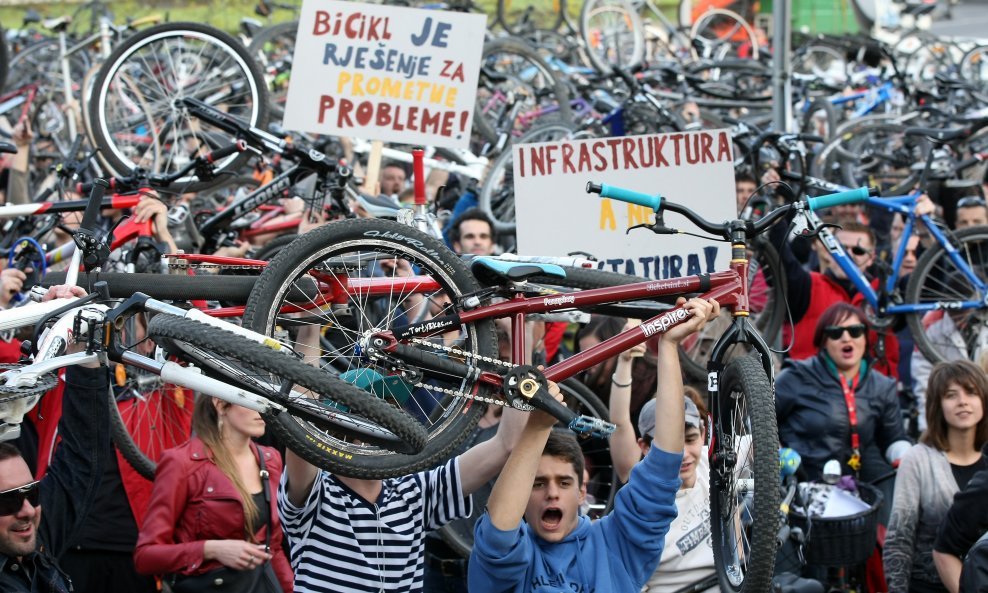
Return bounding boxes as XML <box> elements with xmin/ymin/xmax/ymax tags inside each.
<box><xmin>134</xmin><ymin>396</ymin><xmax>293</xmax><ymax>593</ymax></box>
<box><xmin>884</xmin><ymin>360</ymin><xmax>988</xmax><ymax>593</ymax></box>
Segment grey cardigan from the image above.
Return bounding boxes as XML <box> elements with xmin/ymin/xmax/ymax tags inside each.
<box><xmin>883</xmin><ymin>443</ymin><xmax>959</xmax><ymax>593</ymax></box>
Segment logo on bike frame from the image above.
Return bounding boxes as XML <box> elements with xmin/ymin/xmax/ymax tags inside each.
<box><xmin>640</xmin><ymin>308</ymin><xmax>690</xmax><ymax>337</ymax></box>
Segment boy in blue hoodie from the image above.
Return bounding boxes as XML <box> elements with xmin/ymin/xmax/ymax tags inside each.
<box><xmin>469</xmin><ymin>297</ymin><xmax>718</xmax><ymax>593</ymax></box>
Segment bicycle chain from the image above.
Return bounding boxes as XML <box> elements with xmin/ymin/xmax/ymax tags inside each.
<box><xmin>0</xmin><ymin>364</ymin><xmax>59</xmax><ymax>403</ymax></box>
<box><xmin>404</xmin><ymin>337</ymin><xmax>533</xmax><ymax>410</ymax></box>
<box><xmin>167</xmin><ymin>262</ymin><xmax>267</xmax><ymax>272</ymax></box>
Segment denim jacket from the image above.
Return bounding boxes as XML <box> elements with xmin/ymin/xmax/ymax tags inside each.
<box><xmin>0</xmin><ymin>366</ymin><xmax>110</xmax><ymax>593</ymax></box>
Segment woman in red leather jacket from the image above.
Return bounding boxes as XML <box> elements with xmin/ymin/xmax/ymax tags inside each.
<box><xmin>134</xmin><ymin>395</ymin><xmax>293</xmax><ymax>593</ymax></box>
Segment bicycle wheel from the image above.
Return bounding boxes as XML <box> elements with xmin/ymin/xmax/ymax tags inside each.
<box><xmin>147</xmin><ymin>313</ymin><xmax>428</xmax><ymax>478</ymax></box>
<box><xmin>905</xmin><ymin>226</ymin><xmax>988</xmax><ymax>366</ymax></box>
<box><xmin>473</xmin><ymin>38</ymin><xmax>573</xmax><ymax>145</ymax></box>
<box><xmin>247</xmin><ymin>21</ymin><xmax>297</xmax><ymax>121</ymax></box>
<box><xmin>580</xmin><ymin>0</ymin><xmax>645</xmax><ymax>74</ymax></box>
<box><xmin>679</xmin><ymin>239</ymin><xmax>785</xmax><ymax>382</ymax></box>
<box><xmin>478</xmin><ymin>118</ymin><xmax>579</xmax><ymax>234</ymax></box>
<box><xmin>89</xmin><ymin>23</ymin><xmax>269</xmax><ymax>192</ymax></box>
<box><xmin>835</xmin><ymin>122</ymin><xmax>929</xmax><ymax>196</ymax></box>
<box><xmin>109</xmin><ymin>373</ymin><xmax>194</xmax><ymax>480</ymax></box>
<box><xmin>437</xmin><ymin>378</ymin><xmax>616</xmax><ymax>557</ymax></box>
<box><xmin>498</xmin><ymin>0</ymin><xmax>565</xmax><ymax>35</ymax></box>
<box><xmin>689</xmin><ymin>8</ymin><xmax>759</xmax><ymax>61</ymax></box>
<box><xmin>710</xmin><ymin>353</ymin><xmax>779</xmax><ymax>593</ymax></box>
<box><xmin>960</xmin><ymin>44</ymin><xmax>988</xmax><ymax>104</ymax></box>
<box><xmin>242</xmin><ymin>218</ymin><xmax>499</xmax><ymax>477</ymax></box>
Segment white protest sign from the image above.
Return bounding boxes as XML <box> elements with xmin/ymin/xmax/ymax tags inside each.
<box><xmin>283</xmin><ymin>0</ymin><xmax>486</xmax><ymax>149</ymax></box>
<box><xmin>513</xmin><ymin>130</ymin><xmax>736</xmax><ymax>279</ymax></box>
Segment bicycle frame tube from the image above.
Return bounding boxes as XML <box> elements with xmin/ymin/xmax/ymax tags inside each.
<box><xmin>449</xmin><ymin>267</ymin><xmax>747</xmax><ymax>384</ymax></box>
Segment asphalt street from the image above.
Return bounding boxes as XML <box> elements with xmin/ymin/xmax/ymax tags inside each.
<box><xmin>928</xmin><ymin>0</ymin><xmax>988</xmax><ymax>40</ymax></box>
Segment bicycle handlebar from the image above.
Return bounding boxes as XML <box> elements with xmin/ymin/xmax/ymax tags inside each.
<box><xmin>80</xmin><ymin>179</ymin><xmax>109</xmax><ymax>233</ymax></box>
<box><xmin>806</xmin><ymin>187</ymin><xmax>879</xmax><ymax>211</ymax></box>
<box><xmin>586</xmin><ymin>182</ymin><xmax>662</xmax><ymax>211</ymax></box>
<box><xmin>586</xmin><ymin>181</ymin><xmax>880</xmax><ymax>240</ymax></box>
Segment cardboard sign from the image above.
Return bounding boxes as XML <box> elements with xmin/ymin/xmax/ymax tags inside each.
<box><xmin>513</xmin><ymin>130</ymin><xmax>736</xmax><ymax>279</ymax></box>
<box><xmin>283</xmin><ymin>0</ymin><xmax>486</xmax><ymax>149</ymax></box>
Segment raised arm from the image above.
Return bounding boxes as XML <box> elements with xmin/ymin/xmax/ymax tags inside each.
<box><xmin>485</xmin><ymin>383</ymin><xmax>564</xmax><ymax>531</ymax></box>
<box><xmin>284</xmin><ymin>323</ymin><xmax>322</xmax><ymax>506</ymax></box>
<box><xmin>609</xmin><ymin>322</ymin><xmax>647</xmax><ymax>483</ymax></box>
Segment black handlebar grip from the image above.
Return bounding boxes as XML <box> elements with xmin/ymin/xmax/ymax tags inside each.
<box><xmin>205</xmin><ymin>140</ymin><xmax>247</xmax><ymax>163</ymax></box>
<box><xmin>80</xmin><ymin>179</ymin><xmax>110</xmax><ymax>232</ymax></box>
<box><xmin>586</xmin><ymin>182</ymin><xmax>602</xmax><ymax>194</ymax></box>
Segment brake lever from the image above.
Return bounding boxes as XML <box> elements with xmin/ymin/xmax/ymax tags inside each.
<box><xmin>626</xmin><ymin>223</ymin><xmax>677</xmax><ymax>235</ymax></box>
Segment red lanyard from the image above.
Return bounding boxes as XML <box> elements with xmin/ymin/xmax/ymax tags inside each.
<box><xmin>840</xmin><ymin>372</ymin><xmax>863</xmax><ymax>472</ymax></box>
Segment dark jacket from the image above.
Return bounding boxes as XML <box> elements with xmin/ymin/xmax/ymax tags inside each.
<box><xmin>0</xmin><ymin>366</ymin><xmax>111</xmax><ymax>593</ymax></box>
<box><xmin>935</xmin><ymin>451</ymin><xmax>988</xmax><ymax>562</ymax></box>
<box><xmin>775</xmin><ymin>354</ymin><xmax>910</xmax><ymax>480</ymax></box>
<box><xmin>134</xmin><ymin>437</ymin><xmax>293</xmax><ymax>593</ymax></box>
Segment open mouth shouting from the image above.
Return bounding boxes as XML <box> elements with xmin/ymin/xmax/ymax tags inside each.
<box><xmin>541</xmin><ymin>507</ymin><xmax>564</xmax><ymax>532</ymax></box>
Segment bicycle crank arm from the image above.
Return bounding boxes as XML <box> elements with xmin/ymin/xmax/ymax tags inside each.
<box><xmin>509</xmin><ymin>373</ymin><xmax>616</xmax><ymax>438</ymax></box>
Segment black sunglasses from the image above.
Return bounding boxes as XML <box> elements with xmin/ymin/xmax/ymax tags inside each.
<box><xmin>0</xmin><ymin>481</ymin><xmax>40</xmax><ymax>516</ymax></box>
<box><xmin>841</xmin><ymin>244</ymin><xmax>871</xmax><ymax>257</ymax></box>
<box><xmin>823</xmin><ymin>324</ymin><xmax>867</xmax><ymax>341</ymax></box>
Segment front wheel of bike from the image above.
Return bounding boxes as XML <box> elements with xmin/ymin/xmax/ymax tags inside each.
<box><xmin>242</xmin><ymin>218</ymin><xmax>499</xmax><ymax>477</ymax></box>
<box><xmin>146</xmin><ymin>313</ymin><xmax>428</xmax><ymax>478</ymax></box>
<box><xmin>905</xmin><ymin>226</ymin><xmax>988</xmax><ymax>366</ymax></box>
<box><xmin>710</xmin><ymin>354</ymin><xmax>780</xmax><ymax>593</ymax></box>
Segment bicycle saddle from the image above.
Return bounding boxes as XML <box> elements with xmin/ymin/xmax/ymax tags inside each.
<box><xmin>354</xmin><ymin>193</ymin><xmax>403</xmax><ymax>218</ymax></box>
<box><xmin>470</xmin><ymin>257</ymin><xmax>566</xmax><ymax>287</ymax></box>
<box><xmin>42</xmin><ymin>16</ymin><xmax>71</xmax><ymax>33</ymax></box>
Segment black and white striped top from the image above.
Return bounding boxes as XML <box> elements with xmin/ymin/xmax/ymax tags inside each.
<box><xmin>277</xmin><ymin>458</ymin><xmax>470</xmax><ymax>593</ymax></box>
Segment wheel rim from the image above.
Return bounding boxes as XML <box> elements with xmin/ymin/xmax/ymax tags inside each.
<box><xmin>255</xmin><ymin>237</ymin><xmax>490</xmax><ymax>459</ymax></box>
<box><xmin>583</xmin><ymin>2</ymin><xmax>643</xmax><ymax>71</ymax></box>
<box><xmin>96</xmin><ymin>28</ymin><xmax>262</xmax><ymax>182</ymax></box>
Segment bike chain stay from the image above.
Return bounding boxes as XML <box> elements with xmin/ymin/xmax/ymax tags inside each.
<box><xmin>403</xmin><ymin>336</ymin><xmax>533</xmax><ymax>410</ymax></box>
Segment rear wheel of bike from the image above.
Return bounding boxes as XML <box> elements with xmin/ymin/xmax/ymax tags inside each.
<box><xmin>147</xmin><ymin>313</ymin><xmax>427</xmax><ymax>478</ymax></box>
<box><xmin>437</xmin><ymin>378</ymin><xmax>615</xmax><ymax>556</ymax></box>
<box><xmin>242</xmin><ymin>218</ymin><xmax>499</xmax><ymax>477</ymax></box>
<box><xmin>478</xmin><ymin>119</ymin><xmax>579</xmax><ymax>235</ymax></box>
<box><xmin>689</xmin><ymin>8</ymin><xmax>759</xmax><ymax>61</ymax></box>
<box><xmin>906</xmin><ymin>226</ymin><xmax>988</xmax><ymax>366</ymax></box>
<box><xmin>710</xmin><ymin>354</ymin><xmax>779</xmax><ymax>593</ymax></box>
<box><xmin>832</xmin><ymin>123</ymin><xmax>929</xmax><ymax>196</ymax></box>
<box><xmin>497</xmin><ymin>0</ymin><xmax>564</xmax><ymax>35</ymax></box>
<box><xmin>580</xmin><ymin>0</ymin><xmax>644</xmax><ymax>74</ymax></box>
<box><xmin>109</xmin><ymin>374</ymin><xmax>194</xmax><ymax>480</ymax></box>
<box><xmin>89</xmin><ymin>23</ymin><xmax>268</xmax><ymax>192</ymax></box>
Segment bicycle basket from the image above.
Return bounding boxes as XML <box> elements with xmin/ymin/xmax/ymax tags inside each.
<box><xmin>790</xmin><ymin>482</ymin><xmax>884</xmax><ymax>567</ymax></box>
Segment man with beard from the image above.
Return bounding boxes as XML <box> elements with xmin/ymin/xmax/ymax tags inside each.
<box><xmin>0</xmin><ymin>284</ymin><xmax>110</xmax><ymax>593</ymax></box>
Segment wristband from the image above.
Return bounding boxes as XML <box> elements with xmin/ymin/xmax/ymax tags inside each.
<box><xmin>611</xmin><ymin>374</ymin><xmax>632</xmax><ymax>388</ymax></box>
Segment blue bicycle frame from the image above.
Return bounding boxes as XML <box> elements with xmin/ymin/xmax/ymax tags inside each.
<box><xmin>817</xmin><ymin>191</ymin><xmax>988</xmax><ymax>317</ymax></box>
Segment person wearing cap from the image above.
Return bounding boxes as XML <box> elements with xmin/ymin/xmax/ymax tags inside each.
<box><xmin>468</xmin><ymin>297</ymin><xmax>718</xmax><ymax>593</ymax></box>
<box><xmin>611</xmin><ymin>369</ymin><xmax>718</xmax><ymax>593</ymax></box>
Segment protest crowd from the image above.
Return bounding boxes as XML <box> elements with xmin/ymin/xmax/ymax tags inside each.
<box><xmin>3</xmin><ymin>0</ymin><xmax>988</xmax><ymax>592</ymax></box>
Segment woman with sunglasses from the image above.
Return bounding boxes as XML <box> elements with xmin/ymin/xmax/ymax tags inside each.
<box><xmin>775</xmin><ymin>302</ymin><xmax>912</xmax><ymax>485</ymax></box>
<box><xmin>884</xmin><ymin>360</ymin><xmax>988</xmax><ymax>593</ymax></box>
<box><xmin>134</xmin><ymin>396</ymin><xmax>292</xmax><ymax>593</ymax></box>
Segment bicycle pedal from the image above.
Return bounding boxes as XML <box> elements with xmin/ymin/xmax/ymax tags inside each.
<box><xmin>568</xmin><ymin>415</ymin><xmax>616</xmax><ymax>438</ymax></box>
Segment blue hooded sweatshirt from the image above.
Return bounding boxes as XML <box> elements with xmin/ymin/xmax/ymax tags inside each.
<box><xmin>469</xmin><ymin>445</ymin><xmax>682</xmax><ymax>593</ymax></box>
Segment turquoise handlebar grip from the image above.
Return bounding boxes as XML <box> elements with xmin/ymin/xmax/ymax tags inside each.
<box><xmin>806</xmin><ymin>187</ymin><xmax>879</xmax><ymax>211</ymax></box>
<box><xmin>586</xmin><ymin>182</ymin><xmax>662</xmax><ymax>212</ymax></box>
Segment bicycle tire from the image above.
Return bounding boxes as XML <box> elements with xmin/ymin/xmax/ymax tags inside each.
<box><xmin>579</xmin><ymin>0</ymin><xmax>645</xmax><ymax>74</ymax></box>
<box><xmin>253</xmin><ymin>233</ymin><xmax>299</xmax><ymax>262</ymax></box>
<box><xmin>473</xmin><ymin>38</ymin><xmax>573</xmax><ymax>145</ymax></box>
<box><xmin>147</xmin><ymin>313</ymin><xmax>429</xmax><ymax>478</ymax></box>
<box><xmin>437</xmin><ymin>378</ymin><xmax>616</xmax><ymax>557</ymax></box>
<box><xmin>497</xmin><ymin>0</ymin><xmax>565</xmax><ymax>36</ymax></box>
<box><xmin>108</xmin><ymin>376</ymin><xmax>194</xmax><ymax>480</ymax></box>
<box><xmin>800</xmin><ymin>97</ymin><xmax>838</xmax><ymax>142</ymax></box>
<box><xmin>837</xmin><ymin>122</ymin><xmax>929</xmax><ymax>196</ymax></box>
<box><xmin>960</xmin><ymin>44</ymin><xmax>988</xmax><ymax>103</ymax></box>
<box><xmin>0</xmin><ymin>26</ymin><xmax>7</xmax><ymax>94</ymax></box>
<box><xmin>42</xmin><ymin>271</ymin><xmax>258</xmax><ymax>303</ymax></box>
<box><xmin>477</xmin><ymin>118</ymin><xmax>579</xmax><ymax>234</ymax></box>
<box><xmin>905</xmin><ymin>226</ymin><xmax>988</xmax><ymax>366</ymax></box>
<box><xmin>88</xmin><ymin>22</ymin><xmax>269</xmax><ymax>192</ymax></box>
<box><xmin>710</xmin><ymin>353</ymin><xmax>779</xmax><ymax>593</ymax></box>
<box><xmin>242</xmin><ymin>218</ymin><xmax>499</xmax><ymax>477</ymax></box>
<box><xmin>247</xmin><ymin>20</ymin><xmax>298</xmax><ymax>121</ymax></box>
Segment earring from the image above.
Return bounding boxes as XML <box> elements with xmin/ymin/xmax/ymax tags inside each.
<box><xmin>217</xmin><ymin>415</ymin><xmax>224</xmax><ymax>431</ymax></box>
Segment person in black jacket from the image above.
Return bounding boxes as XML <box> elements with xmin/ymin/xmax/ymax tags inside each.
<box><xmin>933</xmin><ymin>450</ymin><xmax>988</xmax><ymax>593</ymax></box>
<box><xmin>0</xmin><ymin>284</ymin><xmax>110</xmax><ymax>593</ymax></box>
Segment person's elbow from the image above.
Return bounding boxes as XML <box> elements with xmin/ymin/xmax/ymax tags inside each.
<box><xmin>932</xmin><ymin>549</ymin><xmax>961</xmax><ymax>593</ymax></box>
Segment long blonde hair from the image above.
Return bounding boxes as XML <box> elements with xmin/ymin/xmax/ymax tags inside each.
<box><xmin>192</xmin><ymin>396</ymin><xmax>260</xmax><ymax>541</ymax></box>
